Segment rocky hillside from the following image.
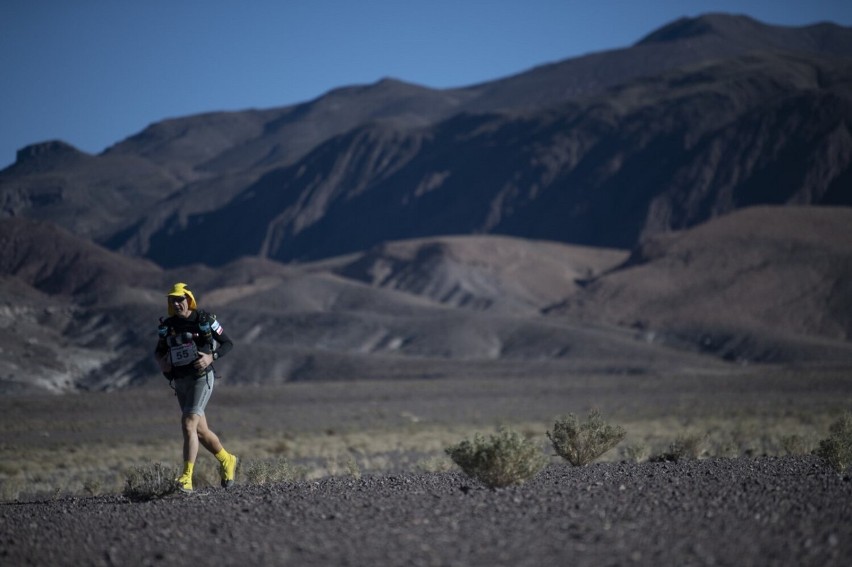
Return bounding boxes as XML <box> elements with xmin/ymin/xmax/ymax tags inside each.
<box><xmin>1</xmin><ymin>205</ymin><xmax>851</xmax><ymax>394</ymax></box>
<box><xmin>547</xmin><ymin>206</ymin><xmax>852</xmax><ymax>363</ymax></box>
<box><xmin>149</xmin><ymin>51</ymin><xmax>852</xmax><ymax>267</ymax></box>
<box><xmin>1</xmin><ymin>14</ymin><xmax>850</xmax><ymax>267</ymax></box>
<box><xmin>1</xmin><ymin>14</ymin><xmax>852</xmax><ymax>393</ymax></box>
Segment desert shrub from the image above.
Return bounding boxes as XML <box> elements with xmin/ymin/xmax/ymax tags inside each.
<box><xmin>621</xmin><ymin>442</ymin><xmax>649</xmax><ymax>463</ymax></box>
<box><xmin>780</xmin><ymin>434</ymin><xmax>811</xmax><ymax>456</ymax></box>
<box><xmin>83</xmin><ymin>479</ymin><xmax>102</xmax><ymax>497</ymax></box>
<box><xmin>0</xmin><ymin>478</ymin><xmax>23</xmax><ymax>502</ymax></box>
<box><xmin>244</xmin><ymin>457</ymin><xmax>299</xmax><ymax>485</ymax></box>
<box><xmin>815</xmin><ymin>412</ymin><xmax>852</xmax><ymax>473</ymax></box>
<box><xmin>445</xmin><ymin>426</ymin><xmax>547</xmax><ymax>488</ymax></box>
<box><xmin>651</xmin><ymin>434</ymin><xmax>705</xmax><ymax>462</ymax></box>
<box><xmin>344</xmin><ymin>456</ymin><xmax>362</xmax><ymax>480</ymax></box>
<box><xmin>547</xmin><ymin>410</ymin><xmax>626</xmax><ymax>466</ymax></box>
<box><xmin>123</xmin><ymin>463</ymin><xmax>178</xmax><ymax>502</ymax></box>
<box><xmin>416</xmin><ymin>456</ymin><xmax>454</xmax><ymax>473</ymax></box>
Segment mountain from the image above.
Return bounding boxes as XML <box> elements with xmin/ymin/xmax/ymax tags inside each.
<box><xmin>142</xmin><ymin>50</ymin><xmax>852</xmax><ymax>267</ymax></box>
<box><xmin>0</xmin><ymin>217</ymin><xmax>162</xmax><ymax>295</ymax></box>
<box><xmin>546</xmin><ymin>206</ymin><xmax>852</xmax><ymax>363</ymax></box>
<box><xmin>2</xmin><ymin>14</ymin><xmax>852</xmax><ymax>393</ymax></box>
<box><xmin>2</xmin><ymin>205</ymin><xmax>851</xmax><ymax>394</ymax></box>
<box><xmin>331</xmin><ymin>235</ymin><xmax>627</xmax><ymax>315</ymax></box>
<box><xmin>0</xmin><ymin>219</ymin><xmax>672</xmax><ymax>393</ymax></box>
<box><xmin>2</xmin><ymin>14</ymin><xmax>851</xmax><ymax>267</ymax></box>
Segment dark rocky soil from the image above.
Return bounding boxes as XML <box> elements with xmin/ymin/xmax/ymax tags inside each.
<box><xmin>2</xmin><ymin>456</ymin><xmax>850</xmax><ymax>566</ymax></box>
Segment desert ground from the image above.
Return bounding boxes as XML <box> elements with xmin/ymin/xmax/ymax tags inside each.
<box><xmin>2</xmin><ymin>363</ymin><xmax>851</xmax><ymax>566</ymax></box>
<box><xmin>2</xmin><ymin>456</ymin><xmax>850</xmax><ymax>567</ymax></box>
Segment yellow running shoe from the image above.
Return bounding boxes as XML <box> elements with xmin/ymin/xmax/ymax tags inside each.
<box><xmin>175</xmin><ymin>473</ymin><xmax>193</xmax><ymax>493</ymax></box>
<box><xmin>220</xmin><ymin>453</ymin><xmax>238</xmax><ymax>488</ymax></box>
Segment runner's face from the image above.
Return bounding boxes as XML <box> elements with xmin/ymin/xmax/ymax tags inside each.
<box><xmin>169</xmin><ymin>295</ymin><xmax>189</xmax><ymax>318</ymax></box>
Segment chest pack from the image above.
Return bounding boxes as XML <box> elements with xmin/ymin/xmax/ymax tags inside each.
<box><xmin>166</xmin><ymin>332</ymin><xmax>199</xmax><ymax>367</ymax></box>
<box><xmin>158</xmin><ymin>311</ymin><xmax>218</xmax><ymax>367</ymax></box>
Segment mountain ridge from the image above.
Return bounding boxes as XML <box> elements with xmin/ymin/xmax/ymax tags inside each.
<box><xmin>3</xmin><ymin>14</ymin><xmax>851</xmax><ymax>265</ymax></box>
<box><xmin>143</xmin><ymin>50</ymin><xmax>852</xmax><ymax>267</ymax></box>
<box><xmin>2</xmin><ymin>14</ymin><xmax>852</xmax><ymax>393</ymax></box>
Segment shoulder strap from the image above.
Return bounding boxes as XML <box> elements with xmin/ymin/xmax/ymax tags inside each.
<box><xmin>197</xmin><ymin>310</ymin><xmax>216</xmax><ymax>323</ymax></box>
<box><xmin>195</xmin><ymin>310</ymin><xmax>216</xmax><ymax>347</ymax></box>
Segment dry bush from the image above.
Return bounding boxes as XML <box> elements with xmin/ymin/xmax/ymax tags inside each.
<box><xmin>244</xmin><ymin>457</ymin><xmax>301</xmax><ymax>485</ymax></box>
<box><xmin>547</xmin><ymin>410</ymin><xmax>626</xmax><ymax>466</ymax></box>
<box><xmin>780</xmin><ymin>434</ymin><xmax>812</xmax><ymax>456</ymax></box>
<box><xmin>416</xmin><ymin>456</ymin><xmax>455</xmax><ymax>473</ymax></box>
<box><xmin>621</xmin><ymin>442</ymin><xmax>649</xmax><ymax>463</ymax></box>
<box><xmin>815</xmin><ymin>412</ymin><xmax>852</xmax><ymax>473</ymax></box>
<box><xmin>652</xmin><ymin>434</ymin><xmax>706</xmax><ymax>462</ymax></box>
<box><xmin>344</xmin><ymin>456</ymin><xmax>362</xmax><ymax>480</ymax></box>
<box><xmin>445</xmin><ymin>427</ymin><xmax>547</xmax><ymax>488</ymax></box>
<box><xmin>123</xmin><ymin>463</ymin><xmax>178</xmax><ymax>502</ymax></box>
<box><xmin>0</xmin><ymin>478</ymin><xmax>24</xmax><ymax>502</ymax></box>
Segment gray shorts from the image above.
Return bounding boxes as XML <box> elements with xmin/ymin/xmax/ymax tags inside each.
<box><xmin>173</xmin><ymin>370</ymin><xmax>215</xmax><ymax>416</ymax></box>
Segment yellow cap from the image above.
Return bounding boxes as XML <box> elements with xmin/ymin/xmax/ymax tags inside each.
<box><xmin>166</xmin><ymin>282</ymin><xmax>197</xmax><ymax>315</ymax></box>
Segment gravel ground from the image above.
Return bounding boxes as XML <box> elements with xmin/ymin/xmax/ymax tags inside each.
<box><xmin>1</xmin><ymin>456</ymin><xmax>850</xmax><ymax>567</ymax></box>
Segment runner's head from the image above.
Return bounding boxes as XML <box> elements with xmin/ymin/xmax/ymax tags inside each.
<box><xmin>166</xmin><ymin>282</ymin><xmax>197</xmax><ymax>316</ymax></box>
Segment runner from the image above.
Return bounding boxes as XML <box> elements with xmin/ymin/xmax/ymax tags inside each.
<box><xmin>154</xmin><ymin>282</ymin><xmax>238</xmax><ymax>492</ymax></box>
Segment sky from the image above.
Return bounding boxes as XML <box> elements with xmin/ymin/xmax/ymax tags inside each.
<box><xmin>2</xmin><ymin>1</ymin><xmax>851</xmax><ymax>169</ymax></box>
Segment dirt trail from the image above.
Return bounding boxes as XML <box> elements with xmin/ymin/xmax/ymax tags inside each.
<box><xmin>2</xmin><ymin>456</ymin><xmax>850</xmax><ymax>566</ymax></box>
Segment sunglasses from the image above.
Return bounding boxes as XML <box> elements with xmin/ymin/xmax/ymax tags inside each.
<box><xmin>168</xmin><ymin>296</ymin><xmax>187</xmax><ymax>304</ymax></box>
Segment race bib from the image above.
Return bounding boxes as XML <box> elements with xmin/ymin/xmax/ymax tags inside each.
<box><xmin>169</xmin><ymin>341</ymin><xmax>198</xmax><ymax>367</ymax></box>
<box><xmin>168</xmin><ymin>337</ymin><xmax>198</xmax><ymax>366</ymax></box>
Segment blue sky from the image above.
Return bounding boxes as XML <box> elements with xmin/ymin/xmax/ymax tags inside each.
<box><xmin>2</xmin><ymin>1</ymin><xmax>850</xmax><ymax>169</ymax></box>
